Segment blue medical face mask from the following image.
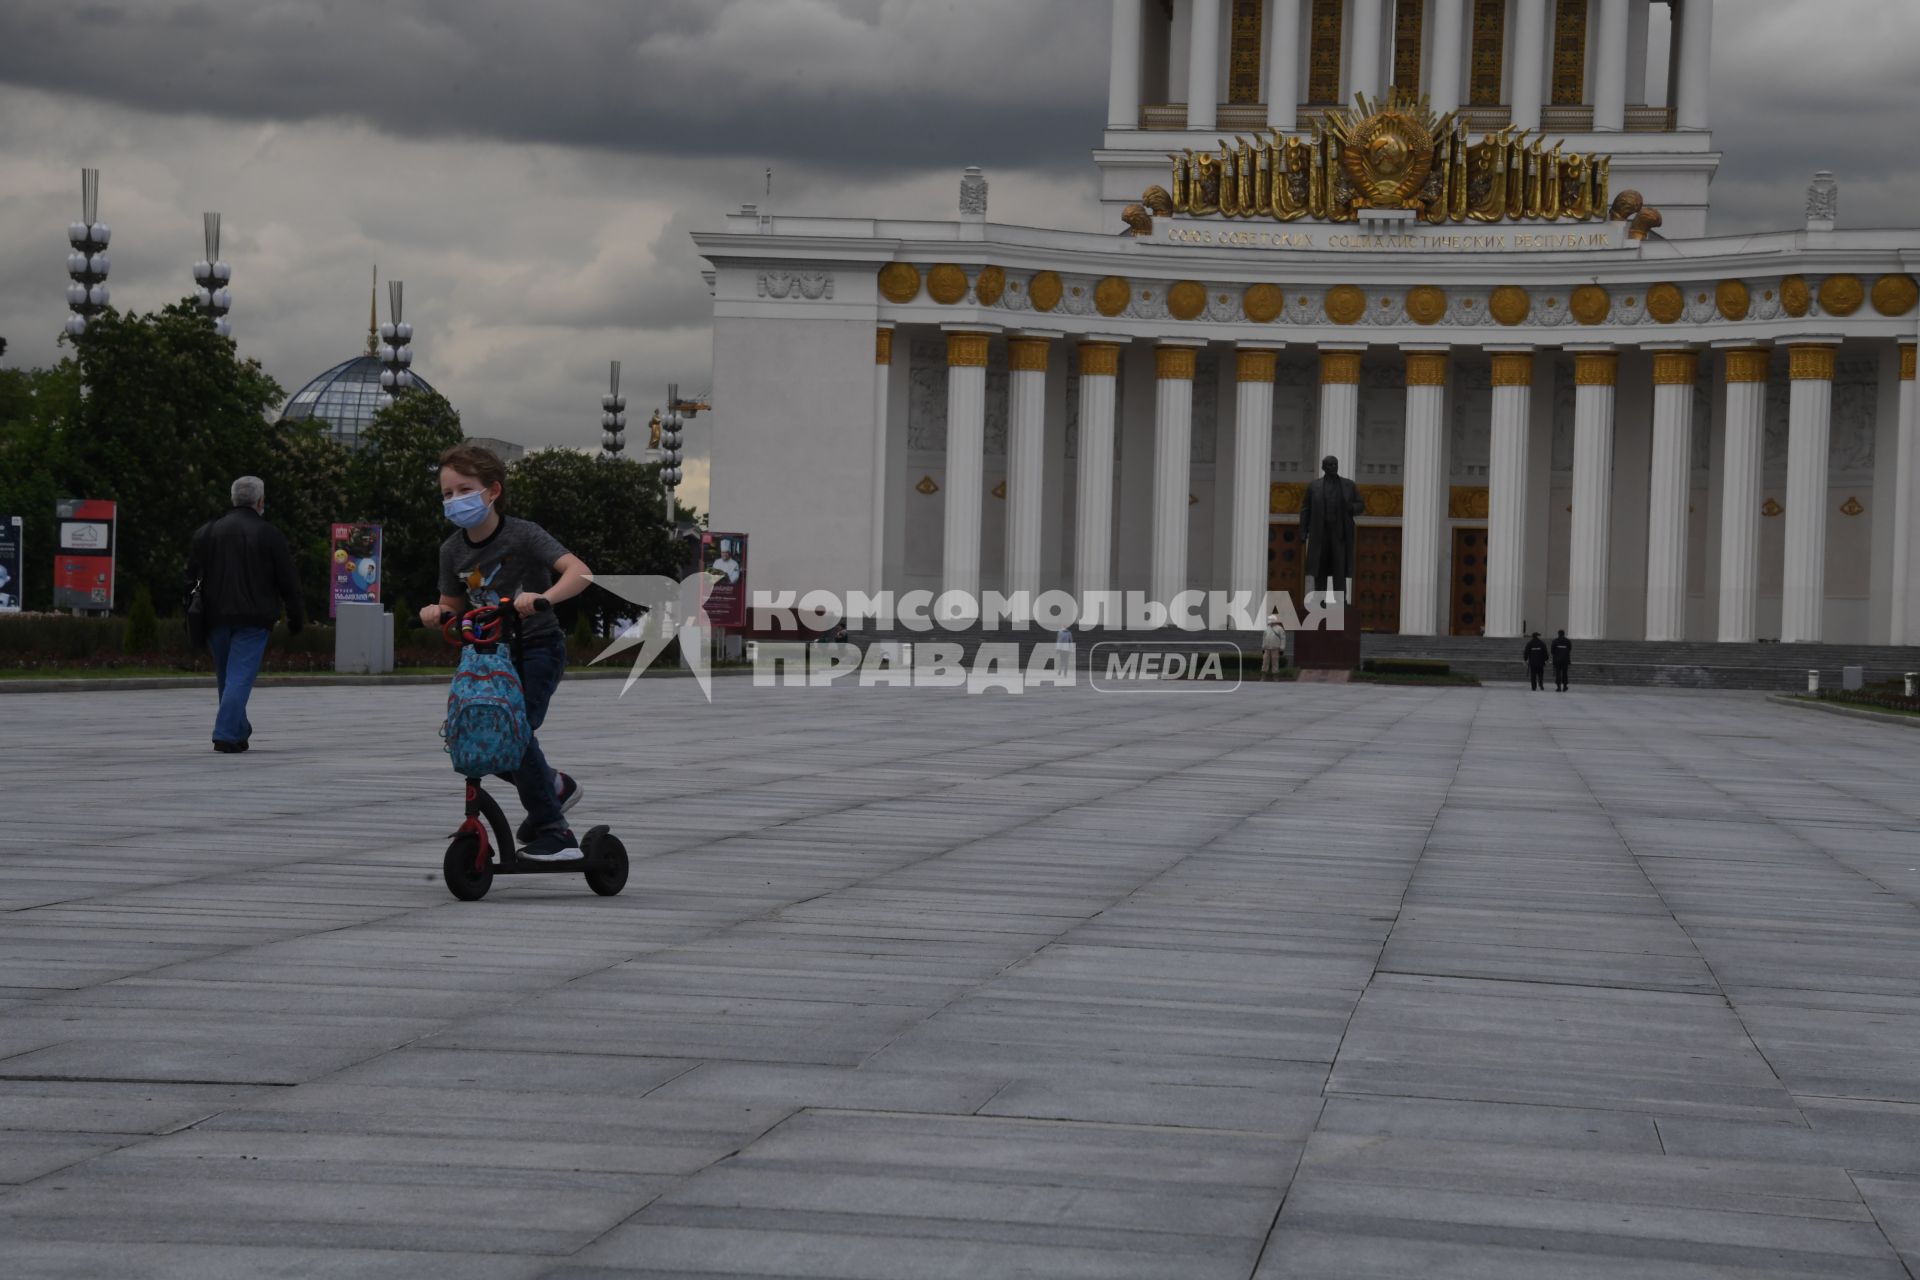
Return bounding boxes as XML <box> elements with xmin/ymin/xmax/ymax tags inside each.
<box><xmin>443</xmin><ymin>490</ymin><xmax>491</xmax><ymax>529</ymax></box>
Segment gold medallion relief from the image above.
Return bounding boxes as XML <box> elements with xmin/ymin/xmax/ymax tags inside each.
<box><xmin>877</xmin><ymin>263</ymin><xmax>920</xmax><ymax>304</ymax></box>
<box><xmin>1028</xmin><ymin>271</ymin><xmax>1063</xmax><ymax>313</ymax></box>
<box><xmin>1715</xmin><ymin>280</ymin><xmax>1750</xmax><ymax>321</ymax></box>
<box><xmin>1167</xmin><ymin>280</ymin><xmax>1208</xmax><ymax>321</ymax></box>
<box><xmin>1569</xmin><ymin>284</ymin><xmax>1610</xmax><ymax>325</ymax></box>
<box><xmin>1872</xmin><ymin>274</ymin><xmax>1919</xmax><ymax>317</ymax></box>
<box><xmin>1405</xmin><ymin>286</ymin><xmax>1447</xmax><ymax>325</ymax></box>
<box><xmin>973</xmin><ymin>266</ymin><xmax>1006</xmax><ymax>307</ymax></box>
<box><xmin>926</xmin><ymin>264</ymin><xmax>969</xmax><ymax>305</ymax></box>
<box><xmin>1242</xmin><ymin>283</ymin><xmax>1284</xmax><ymax>323</ymax></box>
<box><xmin>1781</xmin><ymin>276</ymin><xmax>1811</xmax><ymax>317</ymax></box>
<box><xmin>1094</xmin><ymin>276</ymin><xmax>1131</xmax><ymax>317</ymax></box>
<box><xmin>1489</xmin><ymin>286</ymin><xmax>1530</xmax><ymax>326</ymax></box>
<box><xmin>1325</xmin><ymin>284</ymin><xmax>1367</xmax><ymax>325</ymax></box>
<box><xmin>1817</xmin><ymin>274</ymin><xmax>1864</xmax><ymax>316</ymax></box>
<box><xmin>1645</xmin><ymin>283</ymin><xmax>1684</xmax><ymax>324</ymax></box>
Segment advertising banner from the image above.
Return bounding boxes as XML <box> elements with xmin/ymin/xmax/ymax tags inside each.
<box><xmin>701</xmin><ymin>532</ymin><xmax>747</xmax><ymax>628</ymax></box>
<box><xmin>0</xmin><ymin>515</ymin><xmax>21</xmax><ymax>612</ymax></box>
<box><xmin>329</xmin><ymin>522</ymin><xmax>383</xmax><ymax>618</ymax></box>
<box><xmin>53</xmin><ymin>498</ymin><xmax>116</xmax><ymax>612</ymax></box>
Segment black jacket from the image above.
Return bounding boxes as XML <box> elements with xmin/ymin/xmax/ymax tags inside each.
<box><xmin>1522</xmin><ymin>638</ymin><xmax>1548</xmax><ymax>670</ymax></box>
<box><xmin>187</xmin><ymin>507</ymin><xmax>305</xmax><ymax>633</ymax></box>
<box><xmin>1550</xmin><ymin>636</ymin><xmax>1572</xmax><ymax>667</ymax></box>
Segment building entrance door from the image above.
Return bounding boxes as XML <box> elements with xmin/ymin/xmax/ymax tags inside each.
<box><xmin>1450</xmin><ymin>526</ymin><xmax>1487</xmax><ymax>635</ymax></box>
<box><xmin>1269</xmin><ymin>522</ymin><xmax>1402</xmax><ymax>632</ymax></box>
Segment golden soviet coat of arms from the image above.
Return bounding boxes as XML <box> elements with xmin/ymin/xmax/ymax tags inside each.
<box><xmin>1157</xmin><ymin>89</ymin><xmax>1611</xmax><ymax>227</ymax></box>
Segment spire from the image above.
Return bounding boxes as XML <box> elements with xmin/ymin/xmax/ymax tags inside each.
<box><xmin>365</xmin><ymin>265</ymin><xmax>378</xmax><ymax>356</ymax></box>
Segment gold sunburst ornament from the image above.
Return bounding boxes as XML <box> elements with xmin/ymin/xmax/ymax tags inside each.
<box><xmin>1326</xmin><ymin>93</ymin><xmax>1438</xmax><ymax>210</ymax></box>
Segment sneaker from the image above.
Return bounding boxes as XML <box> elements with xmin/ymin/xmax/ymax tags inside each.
<box><xmin>212</xmin><ymin>740</ymin><xmax>249</xmax><ymax>754</ymax></box>
<box><xmin>516</xmin><ymin>774</ymin><xmax>582</xmax><ymax>842</ymax></box>
<box><xmin>520</xmin><ymin>829</ymin><xmax>583</xmax><ymax>862</ymax></box>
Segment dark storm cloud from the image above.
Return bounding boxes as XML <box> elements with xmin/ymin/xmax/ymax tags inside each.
<box><xmin>0</xmin><ymin>0</ymin><xmax>1108</xmax><ymax>171</ymax></box>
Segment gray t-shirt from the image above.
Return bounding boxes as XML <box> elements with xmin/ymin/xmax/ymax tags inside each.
<box><xmin>438</xmin><ymin>516</ymin><xmax>569</xmax><ymax>641</ymax></box>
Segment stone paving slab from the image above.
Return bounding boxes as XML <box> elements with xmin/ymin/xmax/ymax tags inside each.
<box><xmin>3</xmin><ymin>679</ymin><xmax>1920</xmax><ymax>1275</ymax></box>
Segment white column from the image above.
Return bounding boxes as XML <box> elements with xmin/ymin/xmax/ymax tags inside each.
<box><xmin>1317</xmin><ymin>346</ymin><xmax>1362</xmax><ymax>473</ymax></box>
<box><xmin>1187</xmin><ymin>0</ymin><xmax>1221</xmax><ymax>131</ymax></box>
<box><xmin>1109</xmin><ymin>0</ymin><xmax>1144</xmax><ymax>129</ymax></box>
<box><xmin>1267</xmin><ymin>0</ymin><xmax>1301</xmax><ymax>129</ymax></box>
<box><xmin>941</xmin><ymin>329</ymin><xmax>992</xmax><ymax>616</ymax></box>
<box><xmin>1716</xmin><ymin>347</ymin><xmax>1769</xmax><ymax>642</ymax></box>
<box><xmin>1485</xmin><ymin>349</ymin><xmax>1534</xmax><ymax>637</ymax></box>
<box><xmin>1230</xmin><ymin>346</ymin><xmax>1279</xmax><ymax>609</ymax></box>
<box><xmin>1626</xmin><ymin>0</ymin><xmax>1651</xmax><ymax>104</ymax></box>
<box><xmin>1151</xmin><ymin>344</ymin><xmax>1199</xmax><ymax>606</ymax></box>
<box><xmin>1645</xmin><ymin>348</ymin><xmax>1699</xmax><ymax>640</ymax></box>
<box><xmin>1891</xmin><ymin>344</ymin><xmax>1916</xmax><ymax>645</ymax></box>
<box><xmin>1348</xmin><ymin>0</ymin><xmax>1385</xmax><ymax>102</ymax></box>
<box><xmin>1427</xmin><ymin>0</ymin><xmax>1466</xmax><ymax>114</ymax></box>
<box><xmin>1675</xmin><ymin>0</ymin><xmax>1713</xmax><ymax>131</ymax></box>
<box><xmin>869</xmin><ymin>326</ymin><xmax>894</xmax><ymax>599</ymax></box>
<box><xmin>1510</xmin><ymin>0</ymin><xmax>1548</xmax><ymax>132</ymax></box>
<box><xmin>1780</xmin><ymin>342</ymin><xmax>1837</xmax><ymax>643</ymax></box>
<box><xmin>1075</xmin><ymin>342</ymin><xmax>1121</xmax><ymax>612</ymax></box>
<box><xmin>1592</xmin><ymin>0</ymin><xmax>1630</xmax><ymax>130</ymax></box>
<box><xmin>1400</xmin><ymin>349</ymin><xmax>1449</xmax><ymax>635</ymax></box>
<box><xmin>1567</xmin><ymin>349</ymin><xmax>1618</xmax><ymax>639</ymax></box>
<box><xmin>1004</xmin><ymin>335</ymin><xmax>1050</xmax><ymax>602</ymax></box>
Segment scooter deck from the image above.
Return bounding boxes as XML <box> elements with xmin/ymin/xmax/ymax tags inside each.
<box><xmin>488</xmin><ymin>824</ymin><xmax>615</xmax><ymax>875</ymax></box>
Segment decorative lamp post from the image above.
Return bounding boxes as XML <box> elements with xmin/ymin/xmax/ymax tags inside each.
<box><xmin>192</xmin><ymin>212</ymin><xmax>233</xmax><ymax>339</ymax></box>
<box><xmin>64</xmin><ymin>169</ymin><xmax>110</xmax><ymax>338</ymax></box>
<box><xmin>660</xmin><ymin>381</ymin><xmax>685</xmax><ymax>520</ymax></box>
<box><xmin>602</xmin><ymin>361</ymin><xmax>626</xmax><ymax>455</ymax></box>
<box><xmin>375</xmin><ymin>279</ymin><xmax>415</xmax><ymax>411</ymax></box>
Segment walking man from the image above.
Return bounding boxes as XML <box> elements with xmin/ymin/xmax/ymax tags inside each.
<box><xmin>1523</xmin><ymin>632</ymin><xmax>1548</xmax><ymax>691</ymax></box>
<box><xmin>1550</xmin><ymin>629</ymin><xmax>1573</xmax><ymax>692</ymax></box>
<box><xmin>187</xmin><ymin>476</ymin><xmax>304</xmax><ymax>752</ymax></box>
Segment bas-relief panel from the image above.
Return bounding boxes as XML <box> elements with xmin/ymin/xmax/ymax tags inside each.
<box><xmin>1270</xmin><ymin>359</ymin><xmax>1314</xmax><ymax>477</ymax></box>
<box><xmin>1357</xmin><ymin>362</ymin><xmax>1404</xmax><ymax>479</ymax></box>
<box><xmin>1760</xmin><ymin>359</ymin><xmax>1877</xmax><ymax>478</ymax></box>
<box><xmin>1551</xmin><ymin>358</ymin><xmax>1575</xmax><ymax>473</ymax></box>
<box><xmin>1451</xmin><ymin>363</ymin><xmax>1491</xmax><ymax>481</ymax></box>
<box><xmin>906</xmin><ymin>336</ymin><xmax>1010</xmax><ymax>456</ymax></box>
<box><xmin>1691</xmin><ymin>375</ymin><xmax>1711</xmax><ymax>473</ymax></box>
<box><xmin>1193</xmin><ymin>350</ymin><xmax>1219</xmax><ymax>465</ymax></box>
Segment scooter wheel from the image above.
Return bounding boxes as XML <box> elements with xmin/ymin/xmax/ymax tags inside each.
<box><xmin>443</xmin><ymin>834</ymin><xmax>493</xmax><ymax>901</ymax></box>
<box><xmin>583</xmin><ymin>832</ymin><xmax>628</xmax><ymax>897</ymax></box>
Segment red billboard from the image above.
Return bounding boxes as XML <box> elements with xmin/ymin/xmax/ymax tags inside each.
<box><xmin>54</xmin><ymin>498</ymin><xmax>116</xmax><ymax>612</ymax></box>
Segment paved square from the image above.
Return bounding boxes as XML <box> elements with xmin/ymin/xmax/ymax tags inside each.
<box><xmin>3</xmin><ymin>678</ymin><xmax>1919</xmax><ymax>1277</ymax></box>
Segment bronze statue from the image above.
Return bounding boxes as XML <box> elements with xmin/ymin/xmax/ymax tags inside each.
<box><xmin>1299</xmin><ymin>455</ymin><xmax>1361</xmax><ymax>604</ymax></box>
<box><xmin>1609</xmin><ymin>188</ymin><xmax>1663</xmax><ymax>240</ymax></box>
<box><xmin>1120</xmin><ymin>203</ymin><xmax>1153</xmax><ymax>236</ymax></box>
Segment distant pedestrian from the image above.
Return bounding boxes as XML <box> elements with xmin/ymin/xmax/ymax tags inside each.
<box><xmin>1551</xmin><ymin>629</ymin><xmax>1572</xmax><ymax>691</ymax></box>
<box><xmin>186</xmin><ymin>476</ymin><xmax>305</xmax><ymax>753</ymax></box>
<box><xmin>1523</xmin><ymin>631</ymin><xmax>1548</xmax><ymax>691</ymax></box>
<box><xmin>1055</xmin><ymin>625</ymin><xmax>1074</xmax><ymax>662</ymax></box>
<box><xmin>1261</xmin><ymin>610</ymin><xmax>1286</xmax><ymax>678</ymax></box>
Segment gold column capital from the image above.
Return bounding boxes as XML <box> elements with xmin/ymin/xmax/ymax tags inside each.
<box><xmin>1788</xmin><ymin>344</ymin><xmax>1836</xmax><ymax>382</ymax></box>
<box><xmin>1319</xmin><ymin>349</ymin><xmax>1362</xmax><ymax>384</ymax></box>
<box><xmin>1651</xmin><ymin>349</ymin><xmax>1699</xmax><ymax>386</ymax></box>
<box><xmin>875</xmin><ymin>327</ymin><xmax>894</xmax><ymax>366</ymax></box>
<box><xmin>1007</xmin><ymin>336</ymin><xmax>1050</xmax><ymax>372</ymax></box>
<box><xmin>1405</xmin><ymin>351</ymin><xmax>1449</xmax><ymax>386</ymax></box>
<box><xmin>946</xmin><ymin>331</ymin><xmax>991</xmax><ymax>368</ymax></box>
<box><xmin>1723</xmin><ymin>347</ymin><xmax>1771</xmax><ymax>383</ymax></box>
<box><xmin>1155</xmin><ymin>345</ymin><xmax>1197</xmax><ymax>381</ymax></box>
<box><xmin>1490</xmin><ymin>351</ymin><xmax>1533</xmax><ymax>387</ymax></box>
<box><xmin>1078</xmin><ymin>341</ymin><xmax>1120</xmax><ymax>377</ymax></box>
<box><xmin>1902</xmin><ymin>343</ymin><xmax>1916</xmax><ymax>382</ymax></box>
<box><xmin>1235</xmin><ymin>348</ymin><xmax>1277</xmax><ymax>382</ymax></box>
<box><xmin>1573</xmin><ymin>351</ymin><xmax>1618</xmax><ymax>386</ymax></box>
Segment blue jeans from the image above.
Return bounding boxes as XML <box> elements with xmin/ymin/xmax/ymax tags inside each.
<box><xmin>500</xmin><ymin>634</ymin><xmax>566</xmax><ymax>834</ymax></box>
<box><xmin>208</xmin><ymin>624</ymin><xmax>268</xmax><ymax>744</ymax></box>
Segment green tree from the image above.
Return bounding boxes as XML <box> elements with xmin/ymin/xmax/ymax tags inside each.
<box><xmin>351</xmin><ymin>390</ymin><xmax>465</xmax><ymax>615</ymax></box>
<box><xmin>0</xmin><ymin>365</ymin><xmax>82</xmax><ymax>612</ymax></box>
<box><xmin>122</xmin><ymin>583</ymin><xmax>158</xmax><ymax>653</ymax></box>
<box><xmin>505</xmin><ymin>449</ymin><xmax>693</xmax><ymax>633</ymax></box>
<box><xmin>258</xmin><ymin>417</ymin><xmax>354</xmax><ymax>622</ymax></box>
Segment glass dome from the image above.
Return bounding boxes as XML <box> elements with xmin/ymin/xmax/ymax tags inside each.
<box><xmin>277</xmin><ymin>355</ymin><xmax>439</xmax><ymax>448</ymax></box>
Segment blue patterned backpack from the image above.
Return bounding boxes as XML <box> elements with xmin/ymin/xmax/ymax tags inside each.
<box><xmin>441</xmin><ymin>647</ymin><xmax>531</xmax><ymax>777</ymax></box>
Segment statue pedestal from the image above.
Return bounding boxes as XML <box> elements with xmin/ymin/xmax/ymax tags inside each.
<box><xmin>1291</xmin><ymin>616</ymin><xmax>1362</xmax><ymax>672</ymax></box>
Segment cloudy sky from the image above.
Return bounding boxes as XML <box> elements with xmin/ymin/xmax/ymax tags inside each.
<box><xmin>4</xmin><ymin>0</ymin><xmax>1919</xmax><ymax>514</ymax></box>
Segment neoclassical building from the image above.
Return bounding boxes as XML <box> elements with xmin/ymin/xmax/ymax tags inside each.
<box><xmin>699</xmin><ymin>0</ymin><xmax>1920</xmax><ymax>645</ymax></box>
